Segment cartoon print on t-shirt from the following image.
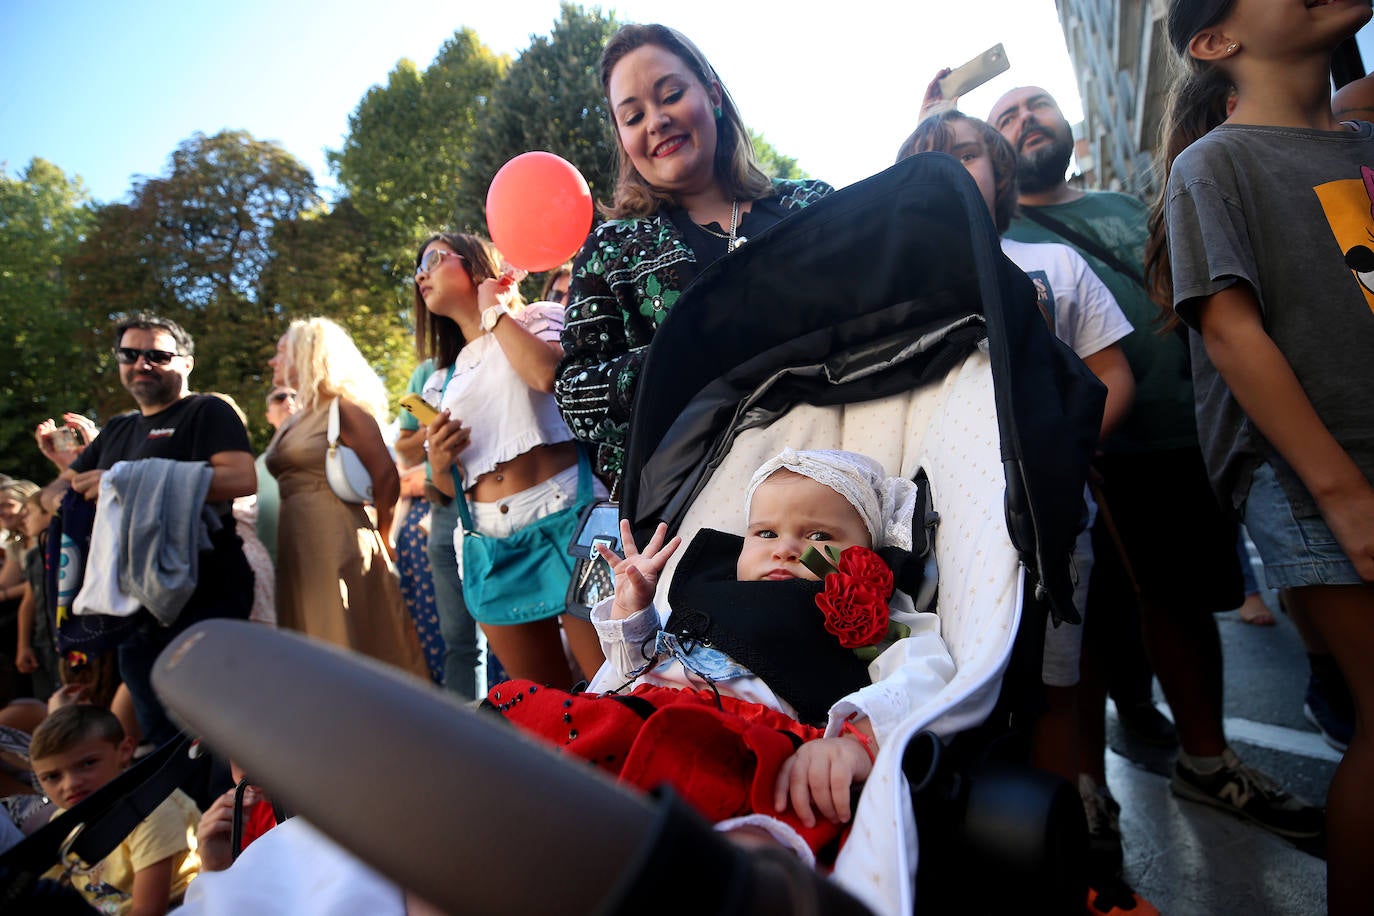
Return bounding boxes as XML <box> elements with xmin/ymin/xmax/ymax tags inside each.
<box><xmin>1313</xmin><ymin>165</ymin><xmax>1374</xmax><ymax>312</ymax></box>
<box><xmin>1023</xmin><ymin>269</ymin><xmax>1056</xmax><ymax>330</ymax></box>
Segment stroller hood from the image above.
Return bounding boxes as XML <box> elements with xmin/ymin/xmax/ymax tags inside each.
<box><xmin>620</xmin><ymin>153</ymin><xmax>1105</xmax><ymax>624</ymax></box>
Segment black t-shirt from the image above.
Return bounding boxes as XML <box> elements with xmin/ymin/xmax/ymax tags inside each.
<box><xmin>72</xmin><ymin>395</ymin><xmax>252</xmax><ymax>475</ymax></box>
<box><xmin>70</xmin><ymin>393</ymin><xmax>255</xmax><ymax>625</ymax></box>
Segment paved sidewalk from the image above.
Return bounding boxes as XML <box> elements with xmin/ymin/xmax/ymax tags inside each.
<box><xmin>1108</xmin><ymin>746</ymin><xmax>1327</xmax><ymax>915</ymax></box>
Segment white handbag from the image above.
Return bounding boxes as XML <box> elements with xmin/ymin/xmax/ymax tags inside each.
<box><xmin>326</xmin><ymin>397</ymin><xmax>373</xmax><ymax>504</ymax></box>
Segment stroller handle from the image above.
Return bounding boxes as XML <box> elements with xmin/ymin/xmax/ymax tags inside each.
<box><xmin>152</xmin><ymin>620</ymin><xmax>876</xmax><ymax>916</ymax></box>
<box><xmin>152</xmin><ymin>620</ymin><xmax>655</xmax><ymax>914</ymax></box>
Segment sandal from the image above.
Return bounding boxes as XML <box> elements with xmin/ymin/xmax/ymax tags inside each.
<box><xmin>1236</xmin><ymin>593</ymin><xmax>1275</xmax><ymax>626</ymax></box>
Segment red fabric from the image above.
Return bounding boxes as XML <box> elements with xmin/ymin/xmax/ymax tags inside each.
<box><xmin>239</xmin><ymin>795</ymin><xmax>278</xmax><ymax>852</ymax></box>
<box><xmin>490</xmin><ymin>680</ymin><xmax>843</xmax><ymax>855</ymax></box>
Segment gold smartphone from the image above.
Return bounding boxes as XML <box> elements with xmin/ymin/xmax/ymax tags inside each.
<box><xmin>398</xmin><ymin>393</ymin><xmax>440</xmax><ymax>426</ymax></box>
<box><xmin>937</xmin><ymin>43</ymin><xmax>1011</xmax><ymax>100</ymax></box>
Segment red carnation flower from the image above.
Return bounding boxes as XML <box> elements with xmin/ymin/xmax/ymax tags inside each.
<box><xmin>836</xmin><ymin>547</ymin><xmax>893</xmax><ymax>598</ymax></box>
<box><xmin>815</xmin><ymin>546</ymin><xmax>895</xmax><ymax>650</ymax></box>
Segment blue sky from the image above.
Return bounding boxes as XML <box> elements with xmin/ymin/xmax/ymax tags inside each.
<box><xmin>9</xmin><ymin>1</ymin><xmax>1364</xmax><ymax>207</ymax></box>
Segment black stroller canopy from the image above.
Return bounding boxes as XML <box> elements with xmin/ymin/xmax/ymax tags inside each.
<box><xmin>621</xmin><ymin>152</ymin><xmax>1106</xmax><ymax>625</ymax></box>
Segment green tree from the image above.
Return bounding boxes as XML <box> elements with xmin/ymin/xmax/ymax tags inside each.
<box><xmin>0</xmin><ymin>159</ymin><xmax>95</xmax><ymax>482</ymax></box>
<box><xmin>329</xmin><ymin>30</ymin><xmax>506</xmax><ymax>264</ymax></box>
<box><xmin>262</xmin><ymin>197</ymin><xmax>415</xmax><ymax>404</ymax></box>
<box><xmin>65</xmin><ymin>131</ymin><xmax>320</xmax><ymax>447</ymax></box>
<box><xmin>749</xmin><ymin>129</ymin><xmax>808</xmax><ymax>181</ymax></box>
<box><xmin>457</xmin><ymin>3</ymin><xmax>622</xmax><ymax>236</ymax></box>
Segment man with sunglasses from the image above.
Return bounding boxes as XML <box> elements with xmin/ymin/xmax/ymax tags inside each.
<box><xmin>41</xmin><ymin>312</ymin><xmax>257</xmax><ymax>751</ymax></box>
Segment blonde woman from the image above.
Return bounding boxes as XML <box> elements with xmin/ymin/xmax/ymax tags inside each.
<box><xmin>265</xmin><ymin>318</ymin><xmax>425</xmax><ymax>676</ymax></box>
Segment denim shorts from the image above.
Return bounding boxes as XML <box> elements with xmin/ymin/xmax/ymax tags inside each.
<box><xmin>1242</xmin><ymin>463</ymin><xmax>1362</xmax><ymax>589</ymax></box>
<box><xmin>453</xmin><ymin>464</ymin><xmax>609</xmax><ymax>575</ymax></box>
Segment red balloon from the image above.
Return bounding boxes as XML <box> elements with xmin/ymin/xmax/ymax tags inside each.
<box><xmin>485</xmin><ymin>152</ymin><xmax>594</xmax><ymax>273</ymax></box>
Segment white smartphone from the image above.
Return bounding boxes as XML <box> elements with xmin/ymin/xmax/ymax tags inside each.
<box><xmin>937</xmin><ymin>43</ymin><xmax>1011</xmax><ymax>101</ymax></box>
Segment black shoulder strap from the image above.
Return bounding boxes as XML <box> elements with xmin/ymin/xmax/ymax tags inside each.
<box><xmin>0</xmin><ymin>734</ymin><xmax>203</xmax><ymax>907</ymax></box>
<box><xmin>1021</xmin><ymin>207</ymin><xmax>1148</xmax><ymax>290</ymax></box>
<box><xmin>68</xmin><ymin>734</ymin><xmax>205</xmax><ymax>863</ymax></box>
<box><xmin>909</xmin><ymin>470</ymin><xmax>940</xmax><ymax>559</ymax></box>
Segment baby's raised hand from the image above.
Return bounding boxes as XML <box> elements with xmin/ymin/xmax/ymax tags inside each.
<box><xmin>599</xmin><ymin>520</ymin><xmax>681</xmax><ymax>620</ymax></box>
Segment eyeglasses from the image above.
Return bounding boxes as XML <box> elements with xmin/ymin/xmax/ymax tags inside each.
<box><xmin>269</xmin><ymin>391</ymin><xmax>296</xmax><ymax>404</ymax></box>
<box><xmin>113</xmin><ymin>347</ymin><xmax>183</xmax><ymax>366</ymax></box>
<box><xmin>415</xmin><ymin>249</ymin><xmax>465</xmax><ymax>279</ymax></box>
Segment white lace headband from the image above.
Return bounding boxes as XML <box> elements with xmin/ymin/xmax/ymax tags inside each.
<box><xmin>744</xmin><ymin>448</ymin><xmax>919</xmax><ymax>552</ymax></box>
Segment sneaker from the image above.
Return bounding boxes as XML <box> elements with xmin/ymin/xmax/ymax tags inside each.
<box><xmin>1303</xmin><ymin>702</ymin><xmax>1351</xmax><ymax>752</ymax></box>
<box><xmin>1079</xmin><ymin>775</ymin><xmax>1124</xmax><ymax>879</ymax></box>
<box><xmin>1304</xmin><ymin>674</ymin><xmax>1353</xmax><ymax>752</ymax></box>
<box><xmin>1086</xmin><ymin>876</ymin><xmax>1161</xmax><ymax>915</ymax></box>
<box><xmin>1170</xmin><ymin>748</ymin><xmax>1324</xmax><ymax>839</ymax></box>
<box><xmin>1114</xmin><ymin>700</ymin><xmax>1179</xmax><ymax>748</ymax></box>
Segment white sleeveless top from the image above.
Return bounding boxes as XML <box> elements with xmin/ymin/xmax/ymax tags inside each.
<box><xmin>419</xmin><ymin>302</ymin><xmax>573</xmax><ymax>482</ymax></box>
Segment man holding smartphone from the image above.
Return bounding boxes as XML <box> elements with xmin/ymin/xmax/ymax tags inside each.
<box><xmin>988</xmin><ymin>87</ymin><xmax>1322</xmax><ymax>864</ymax></box>
<box><xmin>39</xmin><ymin>312</ymin><xmax>256</xmax><ymax>750</ymax></box>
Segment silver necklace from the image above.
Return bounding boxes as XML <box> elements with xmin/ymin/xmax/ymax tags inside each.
<box><xmin>697</xmin><ymin>199</ymin><xmax>745</xmax><ymax>251</ymax></box>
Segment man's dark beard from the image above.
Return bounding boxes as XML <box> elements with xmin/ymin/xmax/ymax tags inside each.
<box><xmin>126</xmin><ymin>373</ymin><xmax>178</xmax><ymax>409</ymax></box>
<box><xmin>1016</xmin><ymin>131</ymin><xmax>1074</xmax><ymax>193</ymax></box>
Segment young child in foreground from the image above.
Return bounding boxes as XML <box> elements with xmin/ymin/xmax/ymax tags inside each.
<box><xmin>488</xmin><ymin>448</ymin><xmax>955</xmax><ymax>864</ymax></box>
<box><xmin>1148</xmin><ymin>2</ymin><xmax>1374</xmax><ymax>909</ymax></box>
<box><xmin>30</xmin><ymin>705</ymin><xmax>200</xmax><ymax>915</ymax></box>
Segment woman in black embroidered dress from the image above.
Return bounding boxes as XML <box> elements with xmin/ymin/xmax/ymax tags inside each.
<box><xmin>553</xmin><ymin>24</ymin><xmax>833</xmax><ymax>487</ymax></box>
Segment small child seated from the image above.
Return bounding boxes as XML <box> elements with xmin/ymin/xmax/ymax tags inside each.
<box><xmin>30</xmin><ymin>705</ymin><xmax>200</xmax><ymax>915</ymax></box>
<box><xmin>195</xmin><ymin>759</ymin><xmax>281</xmax><ymax>873</ymax></box>
<box><xmin>488</xmin><ymin>448</ymin><xmax>956</xmax><ymax>864</ymax></box>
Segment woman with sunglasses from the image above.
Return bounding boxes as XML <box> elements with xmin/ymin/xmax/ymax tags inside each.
<box><xmin>540</xmin><ymin>263</ymin><xmax>572</xmax><ymax>305</ymax></box>
<box><xmin>554</xmin><ymin>24</ymin><xmax>833</xmax><ymax>488</ymax></box>
<box><xmin>251</xmin><ymin>386</ymin><xmax>297</xmax><ymax>570</ymax></box>
<box><xmin>409</xmin><ymin>233</ymin><xmax>607</xmax><ymax>691</ymax></box>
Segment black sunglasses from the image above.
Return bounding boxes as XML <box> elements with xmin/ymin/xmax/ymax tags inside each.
<box><xmin>113</xmin><ymin>347</ymin><xmax>184</xmax><ymax>366</ymax></box>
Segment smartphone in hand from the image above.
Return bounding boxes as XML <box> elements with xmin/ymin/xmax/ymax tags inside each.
<box><xmin>936</xmin><ymin>44</ymin><xmax>1010</xmax><ymax>101</ymax></box>
<box><xmin>399</xmin><ymin>393</ymin><xmax>441</xmax><ymax>426</ymax></box>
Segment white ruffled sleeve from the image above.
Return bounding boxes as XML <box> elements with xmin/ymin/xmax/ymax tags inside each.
<box><xmin>824</xmin><ymin>608</ymin><xmax>956</xmax><ymax>748</ymax></box>
<box><xmin>590</xmin><ymin>596</ymin><xmax>661</xmax><ymax>679</ymax></box>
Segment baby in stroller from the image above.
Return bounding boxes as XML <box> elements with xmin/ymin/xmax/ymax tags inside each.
<box><xmin>486</xmin><ymin>447</ymin><xmax>955</xmax><ymax>865</ymax></box>
<box><xmin>139</xmin><ymin>153</ymin><xmax>1100</xmax><ymax>916</ymax></box>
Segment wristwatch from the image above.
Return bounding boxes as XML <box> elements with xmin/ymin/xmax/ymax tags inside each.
<box><xmin>480</xmin><ymin>303</ymin><xmax>509</xmax><ymax>332</ymax></box>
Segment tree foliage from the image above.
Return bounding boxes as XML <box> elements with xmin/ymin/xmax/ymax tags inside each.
<box><xmin>329</xmin><ymin>30</ymin><xmax>506</xmax><ymax>264</ymax></box>
<box><xmin>457</xmin><ymin>4</ymin><xmax>622</xmax><ymax>235</ymax></box>
<box><xmin>65</xmin><ymin>130</ymin><xmax>320</xmax><ymax>450</ymax></box>
<box><xmin>749</xmin><ymin>130</ymin><xmax>808</xmax><ymax>181</ymax></box>
<box><xmin>261</xmin><ymin>197</ymin><xmax>415</xmax><ymax>400</ymax></box>
<box><xmin>0</xmin><ymin>159</ymin><xmax>94</xmax><ymax>482</ymax></box>
<box><xmin>8</xmin><ymin>5</ymin><xmax>813</xmax><ymax>462</ymax></box>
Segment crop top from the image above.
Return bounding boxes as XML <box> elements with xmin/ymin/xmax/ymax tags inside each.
<box><xmin>420</xmin><ymin>302</ymin><xmax>574</xmax><ymax>483</ymax></box>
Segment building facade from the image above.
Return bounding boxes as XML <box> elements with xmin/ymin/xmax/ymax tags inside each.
<box><xmin>1056</xmin><ymin>1</ymin><xmax>1369</xmax><ymax>198</ymax></box>
<box><xmin>1053</xmin><ymin>0</ymin><xmax>1171</xmax><ymax>199</ymax></box>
